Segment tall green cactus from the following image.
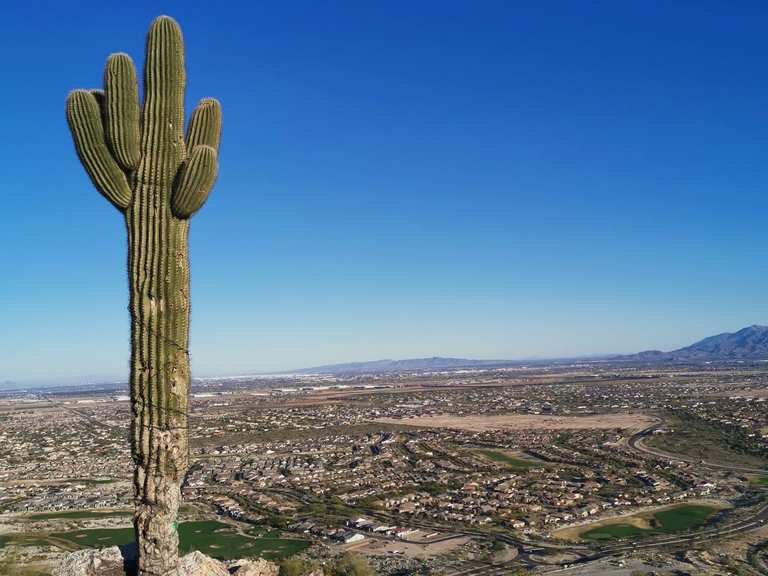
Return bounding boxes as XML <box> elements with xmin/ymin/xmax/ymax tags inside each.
<box><xmin>66</xmin><ymin>16</ymin><xmax>221</xmax><ymax>576</ymax></box>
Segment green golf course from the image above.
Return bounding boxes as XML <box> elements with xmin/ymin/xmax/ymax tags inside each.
<box><xmin>26</xmin><ymin>510</ymin><xmax>133</xmax><ymax>521</ymax></box>
<box><xmin>580</xmin><ymin>503</ymin><xmax>721</xmax><ymax>540</ymax></box>
<box><xmin>0</xmin><ymin>520</ymin><xmax>310</xmax><ymax>561</ymax></box>
<box><xmin>474</xmin><ymin>449</ymin><xmax>534</xmax><ymax>470</ymax></box>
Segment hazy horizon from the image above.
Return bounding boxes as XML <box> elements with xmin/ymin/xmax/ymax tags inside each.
<box><xmin>5</xmin><ymin>322</ymin><xmax>764</xmax><ymax>386</ymax></box>
<box><xmin>3</xmin><ymin>1</ymin><xmax>768</xmax><ymax>382</ymax></box>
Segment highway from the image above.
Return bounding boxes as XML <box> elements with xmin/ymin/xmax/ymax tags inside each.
<box><xmin>600</xmin><ymin>502</ymin><xmax>768</xmax><ymax>555</ymax></box>
<box><xmin>628</xmin><ymin>424</ymin><xmax>768</xmax><ymax>475</ymax></box>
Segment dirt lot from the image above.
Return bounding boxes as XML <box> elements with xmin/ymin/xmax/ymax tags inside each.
<box><xmin>345</xmin><ymin>535</ymin><xmax>471</xmax><ymax>559</ymax></box>
<box><xmin>375</xmin><ymin>412</ymin><xmax>656</xmax><ymax>432</ymax></box>
<box><xmin>550</xmin><ymin>557</ymin><xmax>698</xmax><ymax>576</ymax></box>
<box><xmin>704</xmin><ymin>521</ymin><xmax>768</xmax><ymax>564</ymax></box>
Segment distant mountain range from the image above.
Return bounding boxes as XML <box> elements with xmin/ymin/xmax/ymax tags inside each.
<box><xmin>8</xmin><ymin>326</ymin><xmax>768</xmax><ymax>386</ymax></box>
<box><xmin>296</xmin><ymin>325</ymin><xmax>768</xmax><ymax>374</ymax></box>
<box><xmin>624</xmin><ymin>324</ymin><xmax>768</xmax><ymax>362</ymax></box>
<box><xmin>294</xmin><ymin>357</ymin><xmax>516</xmax><ymax>375</ymax></box>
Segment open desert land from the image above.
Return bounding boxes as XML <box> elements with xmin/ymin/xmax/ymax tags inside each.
<box><xmin>344</xmin><ymin>535</ymin><xmax>472</xmax><ymax>559</ymax></box>
<box><xmin>375</xmin><ymin>412</ymin><xmax>657</xmax><ymax>432</ymax></box>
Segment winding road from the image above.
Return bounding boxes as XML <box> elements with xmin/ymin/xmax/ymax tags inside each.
<box><xmin>628</xmin><ymin>424</ymin><xmax>768</xmax><ymax>475</ymax></box>
<box><xmin>442</xmin><ymin>420</ymin><xmax>768</xmax><ymax>575</ymax></box>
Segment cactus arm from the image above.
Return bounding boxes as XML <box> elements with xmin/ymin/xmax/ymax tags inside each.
<box><xmin>175</xmin><ymin>97</ymin><xmax>221</xmax><ymax>217</ymax></box>
<box><xmin>104</xmin><ymin>53</ymin><xmax>141</xmax><ymax>170</ymax></box>
<box><xmin>186</xmin><ymin>98</ymin><xmax>222</xmax><ymax>152</ymax></box>
<box><xmin>66</xmin><ymin>90</ymin><xmax>132</xmax><ymax>210</ymax></box>
<box><xmin>89</xmin><ymin>90</ymin><xmax>111</xmax><ymax>142</ymax></box>
<box><xmin>172</xmin><ymin>145</ymin><xmax>218</xmax><ymax>217</ymax></box>
<box><xmin>89</xmin><ymin>89</ymin><xmax>106</xmax><ymax>117</ymax></box>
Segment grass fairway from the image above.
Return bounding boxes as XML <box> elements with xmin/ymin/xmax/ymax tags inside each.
<box><xmin>0</xmin><ymin>533</ymin><xmax>64</xmax><ymax>550</ymax></box>
<box><xmin>27</xmin><ymin>510</ymin><xmax>132</xmax><ymax>520</ymax></box>
<box><xmin>653</xmin><ymin>504</ymin><xmax>715</xmax><ymax>531</ymax></box>
<box><xmin>50</xmin><ymin>527</ymin><xmax>134</xmax><ymax>548</ymax></box>
<box><xmin>3</xmin><ymin>520</ymin><xmax>310</xmax><ymax>561</ymax></box>
<box><xmin>752</xmin><ymin>477</ymin><xmax>768</xmax><ymax>486</ymax></box>
<box><xmin>178</xmin><ymin>520</ymin><xmax>310</xmax><ymax>560</ymax></box>
<box><xmin>581</xmin><ymin>504</ymin><xmax>719</xmax><ymax>541</ymax></box>
<box><xmin>474</xmin><ymin>449</ymin><xmax>533</xmax><ymax>470</ymax></box>
<box><xmin>581</xmin><ymin>523</ymin><xmax>648</xmax><ymax>539</ymax></box>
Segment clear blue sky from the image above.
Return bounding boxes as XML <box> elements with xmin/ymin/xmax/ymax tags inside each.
<box><xmin>2</xmin><ymin>1</ymin><xmax>768</xmax><ymax>383</ymax></box>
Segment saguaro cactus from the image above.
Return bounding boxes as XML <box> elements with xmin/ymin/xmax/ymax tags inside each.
<box><xmin>66</xmin><ymin>16</ymin><xmax>221</xmax><ymax>576</ymax></box>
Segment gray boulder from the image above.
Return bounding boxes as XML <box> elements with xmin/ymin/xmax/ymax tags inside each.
<box><xmin>178</xmin><ymin>550</ymin><xmax>230</xmax><ymax>576</ymax></box>
<box><xmin>230</xmin><ymin>558</ymin><xmax>281</xmax><ymax>576</ymax></box>
<box><xmin>52</xmin><ymin>546</ymin><xmax>126</xmax><ymax>576</ymax></box>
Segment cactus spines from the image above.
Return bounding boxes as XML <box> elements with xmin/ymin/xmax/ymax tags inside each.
<box><xmin>65</xmin><ymin>15</ymin><xmax>221</xmax><ymax>576</ymax></box>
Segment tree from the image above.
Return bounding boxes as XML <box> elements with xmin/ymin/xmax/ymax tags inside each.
<box><xmin>65</xmin><ymin>15</ymin><xmax>221</xmax><ymax>576</ymax></box>
<box><xmin>280</xmin><ymin>558</ymin><xmax>319</xmax><ymax>576</ymax></box>
<box><xmin>330</xmin><ymin>553</ymin><xmax>375</xmax><ymax>576</ymax></box>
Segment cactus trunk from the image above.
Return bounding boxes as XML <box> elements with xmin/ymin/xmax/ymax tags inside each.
<box><xmin>66</xmin><ymin>15</ymin><xmax>222</xmax><ymax>576</ymax></box>
<box><xmin>128</xmin><ymin>194</ymin><xmax>190</xmax><ymax>575</ymax></box>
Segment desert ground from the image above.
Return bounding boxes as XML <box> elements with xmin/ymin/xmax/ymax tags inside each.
<box><xmin>375</xmin><ymin>412</ymin><xmax>656</xmax><ymax>432</ymax></box>
<box><xmin>343</xmin><ymin>535</ymin><xmax>471</xmax><ymax>559</ymax></box>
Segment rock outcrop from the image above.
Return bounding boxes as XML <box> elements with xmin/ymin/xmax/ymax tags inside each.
<box><xmin>52</xmin><ymin>546</ymin><xmax>126</xmax><ymax>576</ymax></box>
<box><xmin>230</xmin><ymin>558</ymin><xmax>281</xmax><ymax>576</ymax></box>
<box><xmin>178</xmin><ymin>551</ymin><xmax>230</xmax><ymax>576</ymax></box>
<box><xmin>50</xmin><ymin>547</ymin><xmax>281</xmax><ymax>576</ymax></box>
